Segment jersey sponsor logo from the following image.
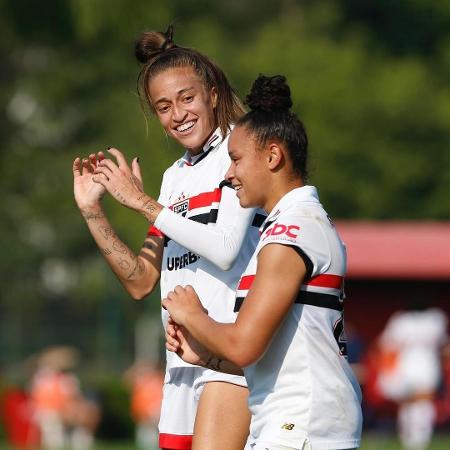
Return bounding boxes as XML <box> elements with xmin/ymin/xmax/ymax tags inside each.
<box><xmin>166</xmin><ymin>251</ymin><xmax>200</xmax><ymax>271</ymax></box>
<box><xmin>281</xmin><ymin>423</ymin><xmax>295</xmax><ymax>430</ymax></box>
<box><xmin>262</xmin><ymin>223</ymin><xmax>300</xmax><ymax>240</ymax></box>
<box><xmin>172</xmin><ymin>199</ymin><xmax>189</xmax><ymax>215</ymax></box>
<box><xmin>169</xmin><ymin>188</ymin><xmax>222</xmax><ymax>215</ymax></box>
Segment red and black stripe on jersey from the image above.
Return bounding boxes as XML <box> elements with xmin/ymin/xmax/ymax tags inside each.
<box><xmin>147</xmin><ymin>184</ymin><xmax>266</xmax><ymax>246</ymax></box>
<box><xmin>234</xmin><ymin>273</ymin><xmax>344</xmax><ymax>313</ymax></box>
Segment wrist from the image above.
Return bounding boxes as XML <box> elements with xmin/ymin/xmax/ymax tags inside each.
<box><xmin>136</xmin><ymin>193</ymin><xmax>162</xmax><ymax>224</ymax></box>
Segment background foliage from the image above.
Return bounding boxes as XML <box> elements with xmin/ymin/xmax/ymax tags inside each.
<box><xmin>1</xmin><ymin>0</ymin><xmax>449</xmax><ymax>376</ymax></box>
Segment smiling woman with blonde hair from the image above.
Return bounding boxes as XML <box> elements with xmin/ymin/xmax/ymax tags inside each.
<box><xmin>73</xmin><ymin>25</ymin><xmax>264</xmax><ymax>450</ymax></box>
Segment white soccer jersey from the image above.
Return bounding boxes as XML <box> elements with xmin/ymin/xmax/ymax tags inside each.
<box><xmin>236</xmin><ymin>186</ymin><xmax>362</xmax><ymax>450</ymax></box>
<box><xmin>148</xmin><ymin>128</ymin><xmax>264</xmax><ymax>371</ymax></box>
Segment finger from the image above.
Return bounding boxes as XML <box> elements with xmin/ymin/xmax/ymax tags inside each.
<box><xmin>81</xmin><ymin>158</ymin><xmax>93</xmax><ymax>175</ymax></box>
<box><xmin>92</xmin><ymin>174</ymin><xmax>108</xmax><ymax>187</ymax></box>
<box><xmin>166</xmin><ymin>342</ymin><xmax>178</xmax><ymax>353</ymax></box>
<box><xmin>167</xmin><ymin>317</ymin><xmax>179</xmax><ymax>331</ymax></box>
<box><xmin>161</xmin><ymin>298</ymin><xmax>168</xmax><ymax>310</ymax></box>
<box><xmin>185</xmin><ymin>285</ymin><xmax>195</xmax><ymax>293</ymax></box>
<box><xmin>174</xmin><ymin>285</ymin><xmax>185</xmax><ymax>294</ymax></box>
<box><xmin>89</xmin><ymin>153</ymin><xmax>98</xmax><ymax>171</ymax></box>
<box><xmin>166</xmin><ymin>322</ymin><xmax>177</xmax><ymax>337</ymax></box>
<box><xmin>93</xmin><ymin>166</ymin><xmax>111</xmax><ymax>180</ymax></box>
<box><xmin>97</xmin><ymin>151</ymin><xmax>105</xmax><ymax>163</ymax></box>
<box><xmin>107</xmin><ymin>147</ymin><xmax>129</xmax><ymax>169</ymax></box>
<box><xmin>165</xmin><ymin>331</ymin><xmax>179</xmax><ymax>347</ymax></box>
<box><xmin>73</xmin><ymin>158</ymin><xmax>82</xmax><ymax>178</ymax></box>
<box><xmin>97</xmin><ymin>158</ymin><xmax>117</xmax><ymax>174</ymax></box>
<box><xmin>131</xmin><ymin>157</ymin><xmax>143</xmax><ymax>183</ymax></box>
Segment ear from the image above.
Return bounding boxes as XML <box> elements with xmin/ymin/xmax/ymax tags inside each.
<box><xmin>267</xmin><ymin>143</ymin><xmax>283</xmax><ymax>170</ymax></box>
<box><xmin>210</xmin><ymin>87</ymin><xmax>218</xmax><ymax>109</ymax></box>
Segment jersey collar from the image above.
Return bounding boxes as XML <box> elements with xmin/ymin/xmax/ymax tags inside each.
<box><xmin>261</xmin><ymin>185</ymin><xmax>321</xmax><ymax>231</ymax></box>
<box><xmin>179</xmin><ymin>127</ymin><xmax>224</xmax><ymax>167</ymax></box>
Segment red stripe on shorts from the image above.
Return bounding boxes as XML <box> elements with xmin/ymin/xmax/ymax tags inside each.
<box><xmin>304</xmin><ymin>274</ymin><xmax>343</xmax><ymax>289</ymax></box>
<box><xmin>159</xmin><ymin>433</ymin><xmax>192</xmax><ymax>450</ymax></box>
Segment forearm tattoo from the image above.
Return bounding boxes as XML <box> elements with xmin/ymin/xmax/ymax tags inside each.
<box><xmin>98</xmin><ymin>226</ymin><xmax>114</xmax><ymax>241</ymax></box>
<box><xmin>205</xmin><ymin>355</ymin><xmax>223</xmax><ymax>372</ymax></box>
<box><xmin>112</xmin><ymin>189</ymin><xmax>128</xmax><ymax>206</ymax></box>
<box><xmin>137</xmin><ymin>194</ymin><xmax>159</xmax><ymax>224</ymax></box>
<box><xmin>96</xmin><ymin>226</ymin><xmax>146</xmax><ymax>280</ymax></box>
<box><xmin>81</xmin><ymin>209</ymin><xmax>105</xmax><ymax>222</ymax></box>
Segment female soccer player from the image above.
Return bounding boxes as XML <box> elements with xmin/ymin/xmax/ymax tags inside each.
<box><xmin>164</xmin><ymin>75</ymin><xmax>363</xmax><ymax>450</ymax></box>
<box><xmin>72</xmin><ymin>26</ymin><xmax>263</xmax><ymax>450</ymax></box>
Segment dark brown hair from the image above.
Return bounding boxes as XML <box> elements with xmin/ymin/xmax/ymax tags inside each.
<box><xmin>135</xmin><ymin>25</ymin><xmax>245</xmax><ymax>138</ymax></box>
<box><xmin>237</xmin><ymin>74</ymin><xmax>308</xmax><ymax>180</ymax></box>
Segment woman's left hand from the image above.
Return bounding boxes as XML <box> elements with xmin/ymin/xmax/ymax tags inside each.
<box><xmin>93</xmin><ymin>147</ymin><xmax>146</xmax><ymax>211</ymax></box>
<box><xmin>162</xmin><ymin>285</ymin><xmax>205</xmax><ymax>327</ymax></box>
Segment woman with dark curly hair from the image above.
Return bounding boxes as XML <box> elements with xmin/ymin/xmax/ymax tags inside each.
<box><xmin>164</xmin><ymin>74</ymin><xmax>363</xmax><ymax>450</ymax></box>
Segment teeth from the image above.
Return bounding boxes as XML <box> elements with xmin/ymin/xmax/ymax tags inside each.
<box><xmin>177</xmin><ymin>121</ymin><xmax>195</xmax><ymax>132</ymax></box>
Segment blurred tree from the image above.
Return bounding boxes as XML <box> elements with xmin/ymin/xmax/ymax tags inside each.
<box><xmin>0</xmin><ymin>0</ymin><xmax>449</xmax><ymax>375</ymax></box>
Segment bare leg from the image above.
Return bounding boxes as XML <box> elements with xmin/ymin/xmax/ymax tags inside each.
<box><xmin>192</xmin><ymin>382</ymin><xmax>250</xmax><ymax>450</ymax></box>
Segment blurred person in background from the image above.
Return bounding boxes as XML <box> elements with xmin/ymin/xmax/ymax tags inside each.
<box><xmin>164</xmin><ymin>74</ymin><xmax>363</xmax><ymax>450</ymax></box>
<box><xmin>29</xmin><ymin>346</ymin><xmax>101</xmax><ymax>450</ymax></box>
<box><xmin>123</xmin><ymin>359</ymin><xmax>164</xmax><ymax>449</ymax></box>
<box><xmin>376</xmin><ymin>302</ymin><xmax>448</xmax><ymax>450</ymax></box>
<box><xmin>73</xmin><ymin>25</ymin><xmax>262</xmax><ymax>450</ymax></box>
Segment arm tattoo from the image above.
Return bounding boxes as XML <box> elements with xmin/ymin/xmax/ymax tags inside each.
<box><xmin>101</xmin><ymin>248</ymin><xmax>112</xmax><ymax>256</ymax></box>
<box><xmin>141</xmin><ymin>199</ymin><xmax>158</xmax><ymax>224</ymax></box>
<box><xmin>98</xmin><ymin>226</ymin><xmax>115</xmax><ymax>240</ymax></box>
<box><xmin>118</xmin><ymin>258</ymin><xmax>131</xmax><ymax>271</ymax></box>
<box><xmin>143</xmin><ymin>242</ymin><xmax>154</xmax><ymax>251</ymax></box>
<box><xmin>112</xmin><ymin>239</ymin><xmax>128</xmax><ymax>254</ymax></box>
<box><xmin>205</xmin><ymin>355</ymin><xmax>223</xmax><ymax>372</ymax></box>
<box><xmin>81</xmin><ymin>209</ymin><xmax>105</xmax><ymax>222</ymax></box>
<box><xmin>127</xmin><ymin>258</ymin><xmax>145</xmax><ymax>280</ymax></box>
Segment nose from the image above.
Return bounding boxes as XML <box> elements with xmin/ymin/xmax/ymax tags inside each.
<box><xmin>225</xmin><ymin>161</ymin><xmax>235</xmax><ymax>183</ymax></box>
<box><xmin>172</xmin><ymin>103</ymin><xmax>187</xmax><ymax>123</ymax></box>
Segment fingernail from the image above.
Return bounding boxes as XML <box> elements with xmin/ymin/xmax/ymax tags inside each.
<box><xmin>107</xmin><ymin>146</ymin><xmax>112</xmax><ymax>150</ymax></box>
<box><xmin>136</xmin><ymin>157</ymin><xmax>140</xmax><ymax>163</ymax></box>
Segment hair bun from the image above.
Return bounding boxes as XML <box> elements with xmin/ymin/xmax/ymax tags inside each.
<box><xmin>134</xmin><ymin>25</ymin><xmax>176</xmax><ymax>64</ymax></box>
<box><xmin>245</xmin><ymin>74</ymin><xmax>292</xmax><ymax>112</ymax></box>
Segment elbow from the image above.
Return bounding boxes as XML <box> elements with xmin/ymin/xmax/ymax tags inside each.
<box><xmin>226</xmin><ymin>339</ymin><xmax>263</xmax><ymax>368</ymax></box>
<box><xmin>229</xmin><ymin>350</ymin><xmax>261</xmax><ymax>369</ymax></box>
<box><xmin>215</xmin><ymin>251</ymin><xmax>239</xmax><ymax>271</ymax></box>
<box><xmin>124</xmin><ymin>278</ymin><xmax>158</xmax><ymax>302</ymax></box>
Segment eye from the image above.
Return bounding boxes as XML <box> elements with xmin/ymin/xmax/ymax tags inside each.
<box><xmin>157</xmin><ymin>105</ymin><xmax>170</xmax><ymax>114</ymax></box>
<box><xmin>183</xmin><ymin>95</ymin><xmax>194</xmax><ymax>103</ymax></box>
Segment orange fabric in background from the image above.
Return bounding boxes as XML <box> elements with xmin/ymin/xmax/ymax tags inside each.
<box><xmin>131</xmin><ymin>372</ymin><xmax>163</xmax><ymax>422</ymax></box>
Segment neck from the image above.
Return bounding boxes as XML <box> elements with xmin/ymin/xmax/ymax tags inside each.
<box><xmin>186</xmin><ymin>127</ymin><xmax>218</xmax><ymax>156</ymax></box>
<box><xmin>263</xmin><ymin>179</ymin><xmax>304</xmax><ymax>214</ymax></box>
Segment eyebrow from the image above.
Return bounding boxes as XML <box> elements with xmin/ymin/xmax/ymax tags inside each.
<box><xmin>154</xmin><ymin>87</ymin><xmax>195</xmax><ymax>105</ymax></box>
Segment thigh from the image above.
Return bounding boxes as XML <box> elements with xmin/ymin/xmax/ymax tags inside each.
<box><xmin>192</xmin><ymin>381</ymin><xmax>250</xmax><ymax>450</ymax></box>
<box><xmin>159</xmin><ymin>368</ymin><xmax>200</xmax><ymax>450</ymax></box>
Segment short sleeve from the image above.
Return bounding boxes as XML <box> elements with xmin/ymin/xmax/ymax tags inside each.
<box><xmin>259</xmin><ymin>214</ymin><xmax>331</xmax><ymax>278</ymax></box>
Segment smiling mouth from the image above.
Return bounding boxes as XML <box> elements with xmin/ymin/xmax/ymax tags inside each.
<box><xmin>176</xmin><ymin>120</ymin><xmax>196</xmax><ymax>133</ymax></box>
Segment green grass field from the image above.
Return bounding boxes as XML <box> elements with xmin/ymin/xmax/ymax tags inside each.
<box><xmin>2</xmin><ymin>434</ymin><xmax>450</xmax><ymax>450</ymax></box>
<box><xmin>2</xmin><ymin>433</ymin><xmax>450</xmax><ymax>449</ymax></box>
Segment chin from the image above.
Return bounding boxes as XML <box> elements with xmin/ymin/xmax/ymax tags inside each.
<box><xmin>238</xmin><ymin>196</ymin><xmax>255</xmax><ymax>209</ymax></box>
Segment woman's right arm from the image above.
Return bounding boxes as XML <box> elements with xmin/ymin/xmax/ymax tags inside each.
<box><xmin>80</xmin><ymin>205</ymin><xmax>163</xmax><ymax>300</ymax></box>
<box><xmin>73</xmin><ymin>155</ymin><xmax>163</xmax><ymax>300</ymax></box>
